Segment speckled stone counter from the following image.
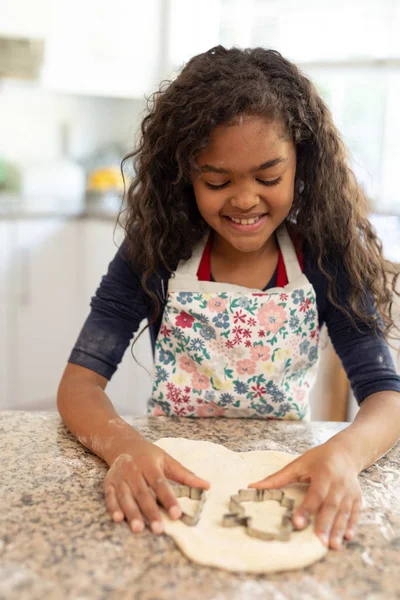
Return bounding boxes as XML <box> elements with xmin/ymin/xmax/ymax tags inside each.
<box><xmin>0</xmin><ymin>412</ymin><xmax>399</xmax><ymax>600</ymax></box>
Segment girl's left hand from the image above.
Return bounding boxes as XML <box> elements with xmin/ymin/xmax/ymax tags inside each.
<box><xmin>248</xmin><ymin>442</ymin><xmax>362</xmax><ymax>550</ymax></box>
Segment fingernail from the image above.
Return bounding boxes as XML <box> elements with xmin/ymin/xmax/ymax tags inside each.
<box><xmin>130</xmin><ymin>519</ymin><xmax>143</xmax><ymax>533</ymax></box>
<box><xmin>112</xmin><ymin>511</ymin><xmax>123</xmax><ymax>522</ymax></box>
<box><xmin>295</xmin><ymin>515</ymin><xmax>306</xmax><ymax>527</ymax></box>
<box><xmin>169</xmin><ymin>505</ymin><xmax>182</xmax><ymax>520</ymax></box>
<box><xmin>294</xmin><ymin>511</ymin><xmax>309</xmax><ymax>528</ymax></box>
<box><xmin>151</xmin><ymin>521</ymin><xmax>164</xmax><ymax>535</ymax></box>
<box><xmin>346</xmin><ymin>528</ymin><xmax>354</xmax><ymax>539</ymax></box>
<box><xmin>332</xmin><ymin>537</ymin><xmax>342</xmax><ymax>550</ymax></box>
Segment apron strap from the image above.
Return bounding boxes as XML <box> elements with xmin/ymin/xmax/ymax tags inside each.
<box><xmin>275</xmin><ymin>226</ymin><xmax>302</xmax><ymax>283</ymax></box>
<box><xmin>175</xmin><ymin>234</ymin><xmax>209</xmax><ymax>279</ymax></box>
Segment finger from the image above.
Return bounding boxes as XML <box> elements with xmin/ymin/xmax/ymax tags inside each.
<box><xmin>329</xmin><ymin>501</ymin><xmax>352</xmax><ymax>550</ymax></box>
<box><xmin>131</xmin><ymin>475</ymin><xmax>165</xmax><ymax>535</ymax></box>
<box><xmin>248</xmin><ymin>460</ymin><xmax>302</xmax><ymax>489</ymax></box>
<box><xmin>104</xmin><ymin>484</ymin><xmax>124</xmax><ymax>522</ymax></box>
<box><xmin>313</xmin><ymin>487</ymin><xmax>344</xmax><ymax>546</ymax></box>
<box><xmin>344</xmin><ymin>497</ymin><xmax>362</xmax><ymax>540</ymax></box>
<box><xmin>164</xmin><ymin>456</ymin><xmax>211</xmax><ymax>490</ymax></box>
<box><xmin>115</xmin><ymin>481</ymin><xmax>145</xmax><ymax>533</ymax></box>
<box><xmin>146</xmin><ymin>470</ymin><xmax>183</xmax><ymax>521</ymax></box>
<box><xmin>293</xmin><ymin>478</ymin><xmax>331</xmax><ymax>532</ymax></box>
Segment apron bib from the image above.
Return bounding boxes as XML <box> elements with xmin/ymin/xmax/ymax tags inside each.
<box><xmin>148</xmin><ymin>226</ymin><xmax>319</xmax><ymax>420</ymax></box>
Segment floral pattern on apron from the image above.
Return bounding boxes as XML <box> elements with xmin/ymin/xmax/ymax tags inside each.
<box><xmin>148</xmin><ymin>225</ymin><xmax>319</xmax><ymax>420</ymax></box>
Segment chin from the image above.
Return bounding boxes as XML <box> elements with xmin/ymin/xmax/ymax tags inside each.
<box><xmin>223</xmin><ymin>233</ymin><xmax>270</xmax><ymax>254</ymax></box>
<box><xmin>233</xmin><ymin>240</ymin><xmax>268</xmax><ymax>253</ymax></box>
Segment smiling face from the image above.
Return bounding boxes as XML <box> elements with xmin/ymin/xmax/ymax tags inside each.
<box><xmin>192</xmin><ymin>115</ymin><xmax>296</xmax><ymax>256</ymax></box>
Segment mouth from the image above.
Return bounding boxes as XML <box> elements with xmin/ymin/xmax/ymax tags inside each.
<box><xmin>223</xmin><ymin>213</ymin><xmax>269</xmax><ymax>232</ymax></box>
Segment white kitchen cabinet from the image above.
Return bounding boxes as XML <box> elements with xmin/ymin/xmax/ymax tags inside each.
<box><xmin>0</xmin><ymin>0</ymin><xmax>162</xmax><ymax>99</ymax></box>
<box><xmin>80</xmin><ymin>219</ymin><xmax>153</xmax><ymax>416</ymax></box>
<box><xmin>2</xmin><ymin>216</ymin><xmax>152</xmax><ymax>414</ymax></box>
<box><xmin>0</xmin><ymin>0</ymin><xmax>52</xmax><ymax>38</ymax></box>
<box><xmin>0</xmin><ymin>222</ymin><xmax>11</xmax><ymax>409</ymax></box>
<box><xmin>42</xmin><ymin>0</ymin><xmax>162</xmax><ymax>99</ymax></box>
<box><xmin>6</xmin><ymin>219</ymin><xmax>82</xmax><ymax>409</ymax></box>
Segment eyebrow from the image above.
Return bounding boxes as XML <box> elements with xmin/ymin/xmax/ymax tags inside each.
<box><xmin>199</xmin><ymin>157</ymin><xmax>287</xmax><ymax>174</ymax></box>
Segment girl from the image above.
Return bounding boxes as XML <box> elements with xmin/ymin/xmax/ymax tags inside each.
<box><xmin>58</xmin><ymin>46</ymin><xmax>400</xmax><ymax>550</ymax></box>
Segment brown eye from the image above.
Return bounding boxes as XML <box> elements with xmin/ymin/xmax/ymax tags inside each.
<box><xmin>257</xmin><ymin>176</ymin><xmax>282</xmax><ymax>186</ymax></box>
<box><xmin>205</xmin><ymin>176</ymin><xmax>282</xmax><ymax>191</ymax></box>
<box><xmin>205</xmin><ymin>182</ymin><xmax>229</xmax><ymax>190</ymax></box>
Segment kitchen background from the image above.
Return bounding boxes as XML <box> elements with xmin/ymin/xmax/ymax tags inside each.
<box><xmin>0</xmin><ymin>0</ymin><xmax>399</xmax><ymax>420</ymax></box>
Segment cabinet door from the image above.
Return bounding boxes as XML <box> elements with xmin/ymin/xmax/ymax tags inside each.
<box><xmin>81</xmin><ymin>219</ymin><xmax>153</xmax><ymax>416</ymax></box>
<box><xmin>8</xmin><ymin>219</ymin><xmax>81</xmax><ymax>409</ymax></box>
<box><xmin>0</xmin><ymin>222</ymin><xmax>11</xmax><ymax>409</ymax></box>
<box><xmin>0</xmin><ymin>0</ymin><xmax>51</xmax><ymax>38</ymax></box>
<box><xmin>42</xmin><ymin>0</ymin><xmax>161</xmax><ymax>98</ymax></box>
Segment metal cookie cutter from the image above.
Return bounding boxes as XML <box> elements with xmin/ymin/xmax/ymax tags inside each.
<box><xmin>222</xmin><ymin>488</ymin><xmax>295</xmax><ymax>541</ymax></box>
<box><xmin>169</xmin><ymin>485</ymin><xmax>207</xmax><ymax>526</ymax></box>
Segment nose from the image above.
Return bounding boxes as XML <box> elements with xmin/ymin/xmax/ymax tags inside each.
<box><xmin>230</xmin><ymin>187</ymin><xmax>260</xmax><ymax>211</ymax></box>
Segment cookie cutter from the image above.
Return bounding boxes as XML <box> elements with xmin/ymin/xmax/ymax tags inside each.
<box><xmin>222</xmin><ymin>488</ymin><xmax>295</xmax><ymax>541</ymax></box>
<box><xmin>168</xmin><ymin>485</ymin><xmax>207</xmax><ymax>526</ymax></box>
<box><xmin>165</xmin><ymin>486</ymin><xmax>296</xmax><ymax>540</ymax></box>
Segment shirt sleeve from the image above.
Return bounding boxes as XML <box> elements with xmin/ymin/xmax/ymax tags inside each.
<box><xmin>318</xmin><ymin>257</ymin><xmax>400</xmax><ymax>404</ymax></box>
<box><xmin>68</xmin><ymin>240</ymin><xmax>154</xmax><ymax>380</ymax></box>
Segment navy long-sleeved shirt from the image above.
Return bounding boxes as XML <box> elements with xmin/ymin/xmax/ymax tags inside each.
<box><xmin>69</xmin><ymin>239</ymin><xmax>400</xmax><ymax>404</ymax></box>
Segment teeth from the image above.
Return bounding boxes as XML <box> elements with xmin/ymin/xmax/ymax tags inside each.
<box><xmin>229</xmin><ymin>216</ymin><xmax>261</xmax><ymax>225</ymax></box>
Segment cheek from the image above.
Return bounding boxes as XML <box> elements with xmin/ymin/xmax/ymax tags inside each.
<box><xmin>268</xmin><ymin>183</ymin><xmax>295</xmax><ymax>211</ymax></box>
<box><xmin>194</xmin><ymin>187</ymin><xmax>223</xmax><ymax>218</ymax></box>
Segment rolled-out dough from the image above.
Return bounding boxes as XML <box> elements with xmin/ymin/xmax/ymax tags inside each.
<box><xmin>155</xmin><ymin>437</ymin><xmax>327</xmax><ymax>573</ymax></box>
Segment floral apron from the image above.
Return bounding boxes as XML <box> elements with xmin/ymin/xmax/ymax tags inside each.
<box><xmin>148</xmin><ymin>225</ymin><xmax>319</xmax><ymax>420</ymax></box>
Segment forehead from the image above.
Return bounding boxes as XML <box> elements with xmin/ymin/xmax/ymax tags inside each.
<box><xmin>196</xmin><ymin>116</ymin><xmax>292</xmax><ymax>169</ymax></box>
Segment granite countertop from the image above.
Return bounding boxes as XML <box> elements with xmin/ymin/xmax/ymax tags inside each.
<box><xmin>0</xmin><ymin>412</ymin><xmax>399</xmax><ymax>600</ymax></box>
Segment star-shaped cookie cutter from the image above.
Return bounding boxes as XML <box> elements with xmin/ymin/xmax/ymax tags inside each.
<box><xmin>222</xmin><ymin>488</ymin><xmax>295</xmax><ymax>541</ymax></box>
<box><xmin>169</xmin><ymin>485</ymin><xmax>207</xmax><ymax>526</ymax></box>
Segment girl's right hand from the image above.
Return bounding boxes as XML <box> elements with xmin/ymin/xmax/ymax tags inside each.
<box><xmin>103</xmin><ymin>438</ymin><xmax>210</xmax><ymax>535</ymax></box>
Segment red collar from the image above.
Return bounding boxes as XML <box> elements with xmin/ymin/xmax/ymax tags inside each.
<box><xmin>196</xmin><ymin>235</ymin><xmax>303</xmax><ymax>287</ymax></box>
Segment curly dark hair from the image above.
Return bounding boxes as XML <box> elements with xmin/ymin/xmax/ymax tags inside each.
<box><xmin>121</xmin><ymin>45</ymin><xmax>399</xmax><ymax>343</ymax></box>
